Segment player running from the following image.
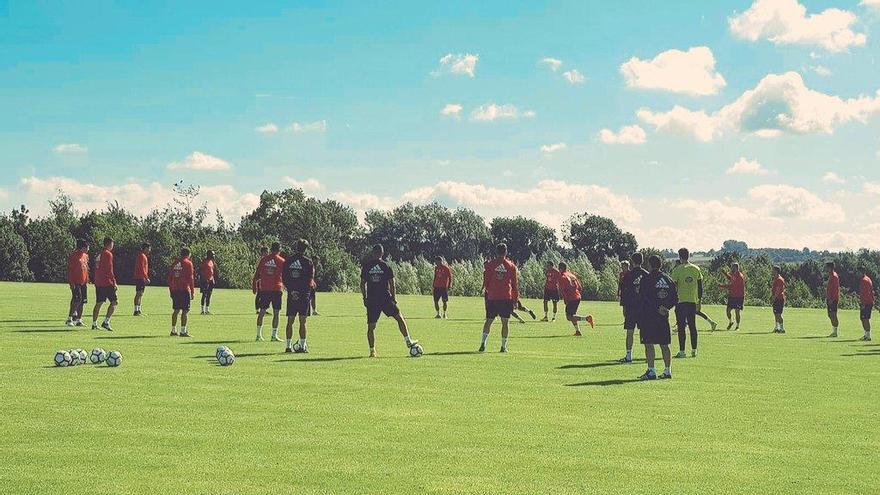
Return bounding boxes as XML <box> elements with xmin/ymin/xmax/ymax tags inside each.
<box><xmin>432</xmin><ymin>256</ymin><xmax>452</xmax><ymax>319</ymax></box>
<box><xmin>282</xmin><ymin>239</ymin><xmax>315</xmax><ymax>353</ymax></box>
<box><xmin>479</xmin><ymin>243</ymin><xmax>519</xmax><ymax>353</ymax></box>
<box><xmin>253</xmin><ymin>242</ymin><xmax>285</xmax><ymax>342</ymax></box>
<box><xmin>199</xmin><ymin>250</ymin><xmax>216</xmax><ymax>315</ymax></box>
<box><xmin>720</xmin><ymin>263</ymin><xmax>745</xmax><ymax>331</ymax></box>
<box><xmin>771</xmin><ymin>266</ymin><xmax>786</xmax><ymax>334</ymax></box>
<box><xmin>65</xmin><ymin>238</ymin><xmax>89</xmax><ymax>327</ymax></box>
<box><xmin>360</xmin><ymin>244</ymin><xmax>419</xmax><ymax>358</ymax></box>
<box><xmin>168</xmin><ymin>247</ymin><xmax>195</xmax><ymax>337</ymax></box>
<box><xmin>91</xmin><ymin>237</ymin><xmax>117</xmax><ymax>331</ymax></box>
<box><xmin>670</xmin><ymin>248</ymin><xmax>704</xmax><ymax>358</ymax></box>
<box><xmin>254</xmin><ymin>245</ymin><xmax>268</xmax><ymax>314</ymax></box>
<box><xmin>133</xmin><ymin>242</ymin><xmax>150</xmax><ymax>316</ymax></box>
<box><xmin>556</xmin><ymin>262</ymin><xmax>594</xmax><ymax>336</ymax></box>
<box><xmin>310</xmin><ymin>254</ymin><xmax>320</xmax><ymax>316</ymax></box>
<box><xmin>541</xmin><ymin>261</ymin><xmax>560</xmax><ymax>322</ymax></box>
<box><xmin>619</xmin><ymin>253</ymin><xmax>648</xmax><ymax>364</ymax></box>
<box><xmin>859</xmin><ymin>268</ymin><xmax>874</xmax><ymax>341</ymax></box>
<box><xmin>637</xmin><ymin>255</ymin><xmax>677</xmax><ymax>381</ymax></box>
<box><xmin>825</xmin><ymin>262</ymin><xmax>840</xmax><ymax>338</ymax></box>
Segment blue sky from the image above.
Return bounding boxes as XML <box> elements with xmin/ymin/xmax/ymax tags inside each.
<box><xmin>1</xmin><ymin>0</ymin><xmax>879</xmax><ymax>250</ymax></box>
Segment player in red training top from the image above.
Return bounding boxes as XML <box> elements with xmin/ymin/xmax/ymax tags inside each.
<box><xmin>771</xmin><ymin>266</ymin><xmax>786</xmax><ymax>334</ymax></box>
<box><xmin>541</xmin><ymin>261</ymin><xmax>560</xmax><ymax>322</ymax></box>
<box><xmin>479</xmin><ymin>243</ymin><xmax>519</xmax><ymax>353</ymax></box>
<box><xmin>253</xmin><ymin>242</ymin><xmax>285</xmax><ymax>342</ymax></box>
<box><xmin>199</xmin><ymin>250</ymin><xmax>216</xmax><ymax>315</ymax></box>
<box><xmin>859</xmin><ymin>268</ymin><xmax>874</xmax><ymax>341</ymax></box>
<box><xmin>719</xmin><ymin>263</ymin><xmax>746</xmax><ymax>331</ymax></box>
<box><xmin>556</xmin><ymin>262</ymin><xmax>594</xmax><ymax>336</ymax></box>
<box><xmin>66</xmin><ymin>238</ymin><xmax>90</xmax><ymax>327</ymax></box>
<box><xmin>825</xmin><ymin>261</ymin><xmax>840</xmax><ymax>338</ymax></box>
<box><xmin>168</xmin><ymin>247</ymin><xmax>195</xmax><ymax>337</ymax></box>
<box><xmin>91</xmin><ymin>237</ymin><xmax>118</xmax><ymax>331</ymax></box>
<box><xmin>133</xmin><ymin>242</ymin><xmax>151</xmax><ymax>316</ymax></box>
<box><xmin>433</xmin><ymin>256</ymin><xmax>452</xmax><ymax>319</ymax></box>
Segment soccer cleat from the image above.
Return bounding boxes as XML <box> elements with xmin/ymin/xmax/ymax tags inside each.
<box><xmin>91</xmin><ymin>322</ymin><xmax>99</xmax><ymax>330</ymax></box>
<box><xmin>406</xmin><ymin>340</ymin><xmax>420</xmax><ymax>349</ymax></box>
<box><xmin>369</xmin><ymin>350</ymin><xmax>377</xmax><ymax>358</ymax></box>
<box><xmin>617</xmin><ymin>356</ymin><xmax>633</xmax><ymax>364</ymax></box>
<box><xmin>434</xmin><ymin>314</ymin><xmax>442</xmax><ymax>319</ymax></box>
<box><xmin>727</xmin><ymin>322</ymin><xmax>734</xmax><ymax>331</ymax></box>
<box><xmin>499</xmin><ymin>347</ymin><xmax>507</xmax><ymax>353</ymax></box>
<box><xmin>710</xmin><ymin>321</ymin><xmax>718</xmax><ymax>332</ymax></box>
<box><xmin>779</xmin><ymin>329</ymin><xmax>786</xmax><ymax>334</ymax></box>
<box><xmin>205</xmin><ymin>309</ymin><xmax>212</xmax><ymax>315</ymax></box>
<box><xmin>255</xmin><ymin>335</ymin><xmax>264</xmax><ymax>342</ymax></box>
<box><xmin>133</xmin><ymin>311</ymin><xmax>140</xmax><ymax>317</ymax></box>
<box><xmin>573</xmin><ymin>331</ymin><xmax>582</xmax><ymax>337</ymax></box>
<box><xmin>101</xmin><ymin>322</ymin><xmax>113</xmax><ymax>332</ymax></box>
<box><xmin>75</xmin><ymin>320</ymin><xmax>85</xmax><ymax>327</ymax></box>
<box><xmin>170</xmin><ymin>330</ymin><xmax>178</xmax><ymax>336</ymax></box>
<box><xmin>312</xmin><ymin>310</ymin><xmax>321</xmax><ymax>316</ymax></box>
<box><xmin>295</xmin><ymin>346</ymin><xmax>308</xmax><ymax>354</ymax></box>
<box><xmin>674</xmin><ymin>351</ymin><xmax>687</xmax><ymax>359</ymax></box>
<box><xmin>478</xmin><ymin>344</ymin><xmax>486</xmax><ymax>353</ymax></box>
<box><xmin>271</xmin><ymin>335</ymin><xmax>282</xmax><ymax>342</ymax></box>
<box><xmin>586</xmin><ymin>315</ymin><xmax>595</xmax><ymax>329</ymax></box>
<box><xmin>659</xmin><ymin>371</ymin><xmax>673</xmax><ymax>380</ymax></box>
<box><xmin>540</xmin><ymin>316</ymin><xmax>549</xmax><ymax>322</ymax></box>
<box><xmin>180</xmin><ymin>332</ymin><xmax>191</xmax><ymax>338</ymax></box>
<box><xmin>551</xmin><ymin>317</ymin><xmax>556</xmax><ymax>322</ymax></box>
<box><xmin>638</xmin><ymin>370</ymin><xmax>657</xmax><ymax>381</ymax></box>
<box><xmin>527</xmin><ymin>310</ymin><xmax>537</xmax><ymax>320</ymax></box>
<box><xmin>691</xmin><ymin>350</ymin><xmax>697</xmax><ymax>358</ymax></box>
<box><xmin>65</xmin><ymin>320</ymin><xmax>75</xmax><ymax>327</ymax></box>
<box><xmin>285</xmin><ymin>347</ymin><xmax>293</xmax><ymax>353</ymax></box>
<box><xmin>828</xmin><ymin>331</ymin><xmax>838</xmax><ymax>338</ymax></box>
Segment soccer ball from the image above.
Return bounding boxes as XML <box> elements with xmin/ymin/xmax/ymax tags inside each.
<box><xmin>215</xmin><ymin>346</ymin><xmax>230</xmax><ymax>359</ymax></box>
<box><xmin>409</xmin><ymin>344</ymin><xmax>424</xmax><ymax>358</ymax></box>
<box><xmin>292</xmin><ymin>341</ymin><xmax>304</xmax><ymax>352</ymax></box>
<box><xmin>68</xmin><ymin>349</ymin><xmax>81</xmax><ymax>366</ymax></box>
<box><xmin>54</xmin><ymin>350</ymin><xmax>72</xmax><ymax>367</ymax></box>
<box><xmin>217</xmin><ymin>349</ymin><xmax>235</xmax><ymax>366</ymax></box>
<box><xmin>106</xmin><ymin>351</ymin><xmax>122</xmax><ymax>367</ymax></box>
<box><xmin>90</xmin><ymin>348</ymin><xmax>107</xmax><ymax>364</ymax></box>
<box><xmin>76</xmin><ymin>349</ymin><xmax>88</xmax><ymax>364</ymax></box>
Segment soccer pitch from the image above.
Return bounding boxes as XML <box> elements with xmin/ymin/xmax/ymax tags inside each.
<box><xmin>1</xmin><ymin>282</ymin><xmax>877</xmax><ymax>494</ymax></box>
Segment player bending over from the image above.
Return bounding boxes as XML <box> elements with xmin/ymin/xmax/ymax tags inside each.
<box><xmin>771</xmin><ymin>266</ymin><xmax>786</xmax><ymax>333</ymax></box>
<box><xmin>66</xmin><ymin>238</ymin><xmax>89</xmax><ymax>327</ymax></box>
<box><xmin>557</xmin><ymin>262</ymin><xmax>594</xmax><ymax>336</ymax></box>
<box><xmin>91</xmin><ymin>237</ymin><xmax>118</xmax><ymax>331</ymax></box>
<box><xmin>199</xmin><ymin>250</ymin><xmax>216</xmax><ymax>315</ymax></box>
<box><xmin>360</xmin><ymin>244</ymin><xmax>419</xmax><ymax>358</ymax></box>
<box><xmin>253</xmin><ymin>242</ymin><xmax>285</xmax><ymax>342</ymax></box>
<box><xmin>133</xmin><ymin>242</ymin><xmax>151</xmax><ymax>316</ymax></box>
<box><xmin>479</xmin><ymin>243</ymin><xmax>519</xmax><ymax>353</ymax></box>
<box><xmin>637</xmin><ymin>255</ymin><xmax>677</xmax><ymax>381</ymax></box>
<box><xmin>432</xmin><ymin>256</ymin><xmax>452</xmax><ymax>319</ymax></box>
<box><xmin>619</xmin><ymin>253</ymin><xmax>648</xmax><ymax>364</ymax></box>
<box><xmin>168</xmin><ymin>247</ymin><xmax>195</xmax><ymax>337</ymax></box>
<box><xmin>720</xmin><ymin>263</ymin><xmax>745</xmax><ymax>331</ymax></box>
<box><xmin>283</xmin><ymin>240</ymin><xmax>315</xmax><ymax>353</ymax></box>
<box><xmin>825</xmin><ymin>262</ymin><xmax>840</xmax><ymax>337</ymax></box>
<box><xmin>859</xmin><ymin>268</ymin><xmax>874</xmax><ymax>341</ymax></box>
<box><xmin>541</xmin><ymin>261</ymin><xmax>560</xmax><ymax>322</ymax></box>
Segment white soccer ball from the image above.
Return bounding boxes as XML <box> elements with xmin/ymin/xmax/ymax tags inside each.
<box><xmin>76</xmin><ymin>349</ymin><xmax>88</xmax><ymax>364</ymax></box>
<box><xmin>68</xmin><ymin>349</ymin><xmax>81</xmax><ymax>366</ymax></box>
<box><xmin>90</xmin><ymin>348</ymin><xmax>107</xmax><ymax>364</ymax></box>
<box><xmin>217</xmin><ymin>349</ymin><xmax>235</xmax><ymax>366</ymax></box>
<box><xmin>292</xmin><ymin>341</ymin><xmax>304</xmax><ymax>352</ymax></box>
<box><xmin>54</xmin><ymin>350</ymin><xmax>72</xmax><ymax>367</ymax></box>
<box><xmin>215</xmin><ymin>346</ymin><xmax>230</xmax><ymax>359</ymax></box>
<box><xmin>409</xmin><ymin>344</ymin><xmax>424</xmax><ymax>358</ymax></box>
<box><xmin>106</xmin><ymin>350</ymin><xmax>122</xmax><ymax>367</ymax></box>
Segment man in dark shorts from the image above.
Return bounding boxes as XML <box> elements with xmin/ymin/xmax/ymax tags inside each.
<box><xmin>859</xmin><ymin>268</ymin><xmax>874</xmax><ymax>341</ymax></box>
<box><xmin>360</xmin><ymin>244</ymin><xmax>419</xmax><ymax>358</ymax></box>
<box><xmin>771</xmin><ymin>266</ymin><xmax>786</xmax><ymax>333</ymax></box>
<box><xmin>541</xmin><ymin>261</ymin><xmax>560</xmax><ymax>322</ymax></box>
<box><xmin>254</xmin><ymin>245</ymin><xmax>268</xmax><ymax>314</ymax></box>
<box><xmin>556</xmin><ymin>262</ymin><xmax>594</xmax><ymax>336</ymax></box>
<box><xmin>91</xmin><ymin>236</ymin><xmax>118</xmax><ymax>331</ymax></box>
<box><xmin>310</xmin><ymin>254</ymin><xmax>321</xmax><ymax>316</ymax></box>
<box><xmin>825</xmin><ymin>262</ymin><xmax>840</xmax><ymax>337</ymax></box>
<box><xmin>199</xmin><ymin>250</ymin><xmax>216</xmax><ymax>315</ymax></box>
<box><xmin>283</xmin><ymin>239</ymin><xmax>315</xmax><ymax>353</ymax></box>
<box><xmin>66</xmin><ymin>238</ymin><xmax>90</xmax><ymax>327</ymax></box>
<box><xmin>133</xmin><ymin>242</ymin><xmax>151</xmax><ymax>316</ymax></box>
<box><xmin>432</xmin><ymin>256</ymin><xmax>452</xmax><ymax>319</ymax></box>
<box><xmin>637</xmin><ymin>255</ymin><xmax>677</xmax><ymax>381</ymax></box>
<box><xmin>168</xmin><ymin>247</ymin><xmax>195</xmax><ymax>337</ymax></box>
<box><xmin>619</xmin><ymin>252</ymin><xmax>648</xmax><ymax>364</ymax></box>
<box><xmin>719</xmin><ymin>263</ymin><xmax>745</xmax><ymax>331</ymax></box>
<box><xmin>253</xmin><ymin>242</ymin><xmax>285</xmax><ymax>342</ymax></box>
<box><xmin>480</xmin><ymin>243</ymin><xmax>519</xmax><ymax>353</ymax></box>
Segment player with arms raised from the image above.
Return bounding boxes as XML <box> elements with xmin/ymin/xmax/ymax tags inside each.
<box><xmin>720</xmin><ymin>262</ymin><xmax>745</xmax><ymax>331</ymax></box>
<box><xmin>168</xmin><ymin>247</ymin><xmax>195</xmax><ymax>337</ymax></box>
<box><xmin>253</xmin><ymin>242</ymin><xmax>285</xmax><ymax>342</ymax></box>
<box><xmin>360</xmin><ymin>244</ymin><xmax>419</xmax><ymax>358</ymax></box>
<box><xmin>479</xmin><ymin>243</ymin><xmax>519</xmax><ymax>353</ymax></box>
<box><xmin>283</xmin><ymin>239</ymin><xmax>315</xmax><ymax>353</ymax></box>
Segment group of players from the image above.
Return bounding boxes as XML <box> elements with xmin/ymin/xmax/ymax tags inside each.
<box><xmin>64</xmin><ymin>237</ymin><xmax>875</xmax><ymax>378</ymax></box>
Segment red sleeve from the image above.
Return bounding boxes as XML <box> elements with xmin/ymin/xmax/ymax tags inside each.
<box><xmin>188</xmin><ymin>262</ymin><xmax>195</xmax><ymax>292</ymax></box>
<box><xmin>108</xmin><ymin>252</ymin><xmax>116</xmax><ymax>285</ymax></box>
<box><xmin>252</xmin><ymin>262</ymin><xmax>261</xmax><ymax>292</ymax></box>
<box><xmin>511</xmin><ymin>265</ymin><xmax>520</xmax><ymax>301</ymax></box>
<box><xmin>446</xmin><ymin>266</ymin><xmax>452</xmax><ymax>288</ymax></box>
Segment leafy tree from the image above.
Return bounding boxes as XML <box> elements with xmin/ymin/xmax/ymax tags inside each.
<box><xmin>564</xmin><ymin>213</ymin><xmax>637</xmax><ymax>269</ymax></box>
<box><xmin>0</xmin><ymin>217</ymin><xmax>32</xmax><ymax>281</ymax></box>
<box><xmin>489</xmin><ymin>216</ymin><xmax>558</xmax><ymax>263</ymax></box>
<box><xmin>24</xmin><ymin>218</ymin><xmax>73</xmax><ymax>282</ymax></box>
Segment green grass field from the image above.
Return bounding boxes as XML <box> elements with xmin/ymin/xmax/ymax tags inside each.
<box><xmin>1</xmin><ymin>282</ymin><xmax>878</xmax><ymax>494</ymax></box>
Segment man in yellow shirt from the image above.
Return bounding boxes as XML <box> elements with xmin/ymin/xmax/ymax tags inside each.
<box><xmin>670</xmin><ymin>248</ymin><xmax>703</xmax><ymax>358</ymax></box>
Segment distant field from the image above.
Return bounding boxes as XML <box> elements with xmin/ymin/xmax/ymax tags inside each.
<box><xmin>1</xmin><ymin>282</ymin><xmax>878</xmax><ymax>494</ymax></box>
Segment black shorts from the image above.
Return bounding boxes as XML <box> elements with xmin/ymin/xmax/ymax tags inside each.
<box><xmin>773</xmin><ymin>300</ymin><xmax>785</xmax><ymax>315</ymax></box>
<box><xmin>286</xmin><ymin>290</ymin><xmax>311</xmax><ymax>317</ymax></box>
<box><xmin>623</xmin><ymin>305</ymin><xmax>639</xmax><ymax>330</ymax></box>
<box><xmin>171</xmin><ymin>290</ymin><xmax>191</xmax><ymax>311</ymax></box>
<box><xmin>200</xmin><ymin>280</ymin><xmax>215</xmax><ymax>293</ymax></box>
<box><xmin>826</xmin><ymin>299</ymin><xmax>838</xmax><ymax>314</ymax></box>
<box><xmin>256</xmin><ymin>291</ymin><xmax>282</xmax><ymax>311</ymax></box>
<box><xmin>366</xmin><ymin>299</ymin><xmax>400</xmax><ymax>324</ymax></box>
<box><xmin>675</xmin><ymin>302</ymin><xmax>697</xmax><ymax>330</ymax></box>
<box><xmin>861</xmin><ymin>305</ymin><xmax>873</xmax><ymax>321</ymax></box>
<box><xmin>95</xmin><ymin>286</ymin><xmax>118</xmax><ymax>304</ymax></box>
<box><xmin>640</xmin><ymin>318</ymin><xmax>671</xmax><ymax>345</ymax></box>
<box><xmin>543</xmin><ymin>289</ymin><xmax>560</xmax><ymax>302</ymax></box>
<box><xmin>433</xmin><ymin>287</ymin><xmax>449</xmax><ymax>303</ymax></box>
<box><xmin>70</xmin><ymin>284</ymin><xmax>88</xmax><ymax>304</ymax></box>
<box><xmin>564</xmin><ymin>300</ymin><xmax>580</xmax><ymax>319</ymax></box>
<box><xmin>134</xmin><ymin>279</ymin><xmax>147</xmax><ymax>293</ymax></box>
<box><xmin>486</xmin><ymin>300</ymin><xmax>514</xmax><ymax>320</ymax></box>
<box><xmin>727</xmin><ymin>297</ymin><xmax>744</xmax><ymax>310</ymax></box>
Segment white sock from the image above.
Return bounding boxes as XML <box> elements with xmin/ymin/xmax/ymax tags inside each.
<box><xmin>171</xmin><ymin>326</ymin><xmax>177</xmax><ymax>333</ymax></box>
<box><xmin>103</xmin><ymin>317</ymin><xmax>110</xmax><ymax>324</ymax></box>
<box><xmin>256</xmin><ymin>325</ymin><xmax>263</xmax><ymax>337</ymax></box>
<box><xmin>501</xmin><ymin>337</ymin><xmax>508</xmax><ymax>349</ymax></box>
<box><xmin>181</xmin><ymin>326</ymin><xmax>187</xmax><ymax>334</ymax></box>
<box><xmin>552</xmin><ymin>312</ymin><xmax>557</xmax><ymax>319</ymax></box>
<box><xmin>299</xmin><ymin>338</ymin><xmax>306</xmax><ymax>347</ymax></box>
<box><xmin>664</xmin><ymin>366</ymin><xmax>671</xmax><ymax>375</ymax></box>
<box><xmin>271</xmin><ymin>328</ymin><xmax>278</xmax><ymax>337</ymax></box>
<box><xmin>286</xmin><ymin>339</ymin><xmax>292</xmax><ymax>348</ymax></box>
<box><xmin>481</xmin><ymin>332</ymin><xmax>489</xmax><ymax>346</ymax></box>
<box><xmin>626</xmin><ymin>350</ymin><xmax>632</xmax><ymax>360</ymax></box>
<box><xmin>648</xmin><ymin>367</ymin><xmax>656</xmax><ymax>374</ymax></box>
<box><xmin>404</xmin><ymin>335</ymin><xmax>412</xmax><ymax>345</ymax></box>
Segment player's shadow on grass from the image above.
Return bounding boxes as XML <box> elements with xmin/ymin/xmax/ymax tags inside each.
<box><xmin>192</xmin><ymin>352</ymin><xmax>277</xmax><ymax>359</ymax></box>
<box><xmin>429</xmin><ymin>351</ymin><xmax>481</xmax><ymax>357</ymax></box>
<box><xmin>841</xmin><ymin>349</ymin><xmax>880</xmax><ymax>357</ymax></box>
<box><xmin>13</xmin><ymin>328</ymin><xmax>71</xmax><ymax>333</ymax></box>
<box><xmin>558</xmin><ymin>359</ymin><xmax>644</xmax><ymax>370</ymax></box>
<box><xmin>0</xmin><ymin>319</ymin><xmax>58</xmax><ymax>323</ymax></box>
<box><xmin>277</xmin><ymin>356</ymin><xmax>367</xmax><ymax>363</ymax></box>
<box><xmin>179</xmin><ymin>340</ymin><xmax>250</xmax><ymax>345</ymax></box>
<box><xmin>565</xmin><ymin>378</ymin><xmax>642</xmax><ymax>387</ymax></box>
<box><xmin>516</xmin><ymin>334</ymin><xmax>572</xmax><ymax>339</ymax></box>
<box><xmin>94</xmin><ymin>335</ymin><xmax>161</xmax><ymax>340</ymax></box>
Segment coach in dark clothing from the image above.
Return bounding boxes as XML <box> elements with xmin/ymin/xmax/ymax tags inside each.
<box><xmin>637</xmin><ymin>255</ymin><xmax>678</xmax><ymax>381</ymax></box>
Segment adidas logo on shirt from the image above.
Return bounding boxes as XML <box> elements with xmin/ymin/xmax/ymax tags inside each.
<box><xmin>265</xmin><ymin>259</ymin><xmax>277</xmax><ymax>268</ymax></box>
<box><xmin>291</xmin><ymin>260</ymin><xmax>302</xmax><ymax>269</ymax></box>
<box><xmin>369</xmin><ymin>265</ymin><xmax>384</xmax><ymax>275</ymax></box>
<box><xmin>655</xmin><ymin>278</ymin><xmax>670</xmax><ymax>289</ymax></box>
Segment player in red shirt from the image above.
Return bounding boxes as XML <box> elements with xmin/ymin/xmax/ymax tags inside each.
<box><xmin>541</xmin><ymin>261</ymin><xmax>560</xmax><ymax>322</ymax></box>
<box><xmin>168</xmin><ymin>247</ymin><xmax>195</xmax><ymax>337</ymax></box>
<box><xmin>66</xmin><ymin>238</ymin><xmax>90</xmax><ymax>327</ymax></box>
<box><xmin>479</xmin><ymin>243</ymin><xmax>519</xmax><ymax>353</ymax></box>
<box><xmin>199</xmin><ymin>250</ymin><xmax>216</xmax><ymax>315</ymax></box>
<box><xmin>556</xmin><ymin>262</ymin><xmax>594</xmax><ymax>336</ymax></box>
<box><xmin>859</xmin><ymin>268</ymin><xmax>874</xmax><ymax>341</ymax></box>
<box><xmin>771</xmin><ymin>266</ymin><xmax>786</xmax><ymax>334</ymax></box>
<box><xmin>253</xmin><ymin>242</ymin><xmax>285</xmax><ymax>341</ymax></box>
<box><xmin>432</xmin><ymin>256</ymin><xmax>452</xmax><ymax>319</ymax></box>
<box><xmin>91</xmin><ymin>237</ymin><xmax>118</xmax><ymax>331</ymax></box>
<box><xmin>824</xmin><ymin>262</ymin><xmax>840</xmax><ymax>337</ymax></box>
<box><xmin>719</xmin><ymin>263</ymin><xmax>746</xmax><ymax>331</ymax></box>
<box><xmin>132</xmin><ymin>242</ymin><xmax>151</xmax><ymax>316</ymax></box>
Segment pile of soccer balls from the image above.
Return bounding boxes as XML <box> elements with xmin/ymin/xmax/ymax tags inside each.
<box><xmin>53</xmin><ymin>348</ymin><xmax>121</xmax><ymax>367</ymax></box>
<box><xmin>215</xmin><ymin>346</ymin><xmax>235</xmax><ymax>366</ymax></box>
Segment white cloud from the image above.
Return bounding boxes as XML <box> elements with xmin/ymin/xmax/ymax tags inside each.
<box><xmin>540</xmin><ymin>143</ymin><xmax>568</xmax><ymax>155</ymax></box>
<box><xmin>470</xmin><ymin>103</ymin><xmax>533</xmax><ymax>122</ymax></box>
<box><xmin>432</xmin><ymin>53</ymin><xmax>479</xmax><ymax>78</ymax></box>
<box><xmin>821</xmin><ymin>172</ymin><xmax>846</xmax><ymax>184</ymax></box>
<box><xmin>562</xmin><ymin>69</ymin><xmax>585</xmax><ymax>84</ymax></box>
<box><xmin>598</xmin><ymin>125</ymin><xmax>647</xmax><ymax>145</ymax></box>
<box><xmin>440</xmin><ymin>103</ymin><xmax>463</xmax><ymax>118</ymax></box>
<box><xmin>53</xmin><ymin>143</ymin><xmax>87</xmax><ymax>154</ymax></box>
<box><xmin>863</xmin><ymin>0</ymin><xmax>880</xmax><ymax>10</ymax></box>
<box><xmin>255</xmin><ymin>123</ymin><xmax>279</xmax><ymax>134</ymax></box>
<box><xmin>729</xmin><ymin>0</ymin><xmax>867</xmax><ymax>52</ymax></box>
<box><xmin>620</xmin><ymin>46</ymin><xmax>726</xmax><ymax>96</ymax></box>
<box><xmin>748</xmin><ymin>184</ymin><xmax>844</xmax><ymax>222</ymax></box>
<box><xmin>166</xmin><ymin>151</ymin><xmax>232</xmax><ymax>171</ymax></box>
<box><xmin>726</xmin><ymin>157</ymin><xmax>772</xmax><ymax>175</ymax></box>
<box><xmin>288</xmin><ymin>120</ymin><xmax>327</xmax><ymax>133</ymax></box>
<box><xmin>637</xmin><ymin>71</ymin><xmax>880</xmax><ymax>141</ymax></box>
<box><xmin>809</xmin><ymin>65</ymin><xmax>832</xmax><ymax>77</ymax></box>
<box><xmin>281</xmin><ymin>177</ymin><xmax>324</xmax><ymax>192</ymax></box>
<box><xmin>864</xmin><ymin>182</ymin><xmax>880</xmax><ymax>195</ymax></box>
<box><xmin>540</xmin><ymin>57</ymin><xmax>563</xmax><ymax>71</ymax></box>
<box><xmin>0</xmin><ymin>187</ymin><xmax>7</xmax><ymax>200</ymax></box>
